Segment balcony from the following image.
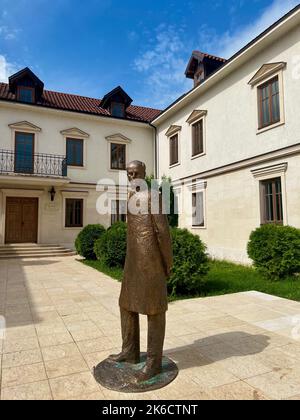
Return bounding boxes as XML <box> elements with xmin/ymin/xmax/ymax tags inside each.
<box><xmin>0</xmin><ymin>149</ymin><xmax>68</xmax><ymax>178</ymax></box>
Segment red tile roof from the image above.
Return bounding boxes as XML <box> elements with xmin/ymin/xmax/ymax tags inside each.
<box><xmin>0</xmin><ymin>82</ymin><xmax>161</xmax><ymax>123</ymax></box>
<box><xmin>192</xmin><ymin>50</ymin><xmax>227</xmax><ymax>63</ymax></box>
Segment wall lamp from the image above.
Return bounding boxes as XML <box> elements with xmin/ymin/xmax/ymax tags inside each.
<box><xmin>49</xmin><ymin>186</ymin><xmax>56</xmax><ymax>202</ymax></box>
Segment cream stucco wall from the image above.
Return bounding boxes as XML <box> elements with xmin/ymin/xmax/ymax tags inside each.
<box><xmin>155</xmin><ymin>20</ymin><xmax>300</xmax><ymax>263</ymax></box>
<box><xmin>0</xmin><ymin>104</ymin><xmax>155</xmax><ymax>184</ymax></box>
<box><xmin>0</xmin><ymin>104</ymin><xmax>155</xmax><ymax>247</ymax></box>
<box><xmin>175</xmin><ymin>155</ymin><xmax>300</xmax><ymax>264</ymax></box>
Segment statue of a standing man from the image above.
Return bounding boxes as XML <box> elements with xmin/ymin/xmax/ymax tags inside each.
<box><xmin>110</xmin><ymin>160</ymin><xmax>173</xmax><ymax>382</ymax></box>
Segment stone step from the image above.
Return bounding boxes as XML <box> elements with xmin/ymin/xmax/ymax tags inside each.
<box><xmin>0</xmin><ymin>244</ymin><xmax>62</xmax><ymax>249</ymax></box>
<box><xmin>0</xmin><ymin>252</ymin><xmax>76</xmax><ymax>259</ymax></box>
<box><xmin>0</xmin><ymin>249</ymin><xmax>75</xmax><ymax>255</ymax></box>
<box><xmin>0</xmin><ymin>245</ymin><xmax>76</xmax><ymax>259</ymax></box>
<box><xmin>0</xmin><ymin>246</ymin><xmax>69</xmax><ymax>253</ymax></box>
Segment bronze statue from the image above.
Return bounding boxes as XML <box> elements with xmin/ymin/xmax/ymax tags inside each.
<box><xmin>109</xmin><ymin>160</ymin><xmax>173</xmax><ymax>382</ymax></box>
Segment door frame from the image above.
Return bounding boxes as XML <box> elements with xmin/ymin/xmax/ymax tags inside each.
<box><xmin>5</xmin><ymin>197</ymin><xmax>39</xmax><ymax>244</ymax></box>
<box><xmin>0</xmin><ymin>189</ymin><xmax>44</xmax><ymax>245</ymax></box>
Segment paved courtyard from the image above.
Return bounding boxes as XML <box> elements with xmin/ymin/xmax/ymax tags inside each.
<box><xmin>1</xmin><ymin>256</ymin><xmax>300</xmax><ymax>400</ymax></box>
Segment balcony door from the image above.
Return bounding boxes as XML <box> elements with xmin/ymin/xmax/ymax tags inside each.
<box><xmin>5</xmin><ymin>197</ymin><xmax>38</xmax><ymax>243</ymax></box>
<box><xmin>15</xmin><ymin>132</ymin><xmax>34</xmax><ymax>174</ymax></box>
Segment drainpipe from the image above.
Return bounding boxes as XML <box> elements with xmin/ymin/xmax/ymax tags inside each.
<box><xmin>149</xmin><ymin>123</ymin><xmax>158</xmax><ymax>179</ymax></box>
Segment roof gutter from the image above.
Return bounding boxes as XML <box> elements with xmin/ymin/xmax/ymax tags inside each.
<box><xmin>148</xmin><ymin>122</ymin><xmax>158</xmax><ymax>178</ymax></box>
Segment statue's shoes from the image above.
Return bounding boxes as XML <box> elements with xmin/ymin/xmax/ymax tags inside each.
<box><xmin>134</xmin><ymin>366</ymin><xmax>162</xmax><ymax>383</ymax></box>
<box><xmin>108</xmin><ymin>352</ymin><xmax>140</xmax><ymax>364</ymax></box>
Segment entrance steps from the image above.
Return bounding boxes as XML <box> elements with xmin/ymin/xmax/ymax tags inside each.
<box><xmin>0</xmin><ymin>244</ymin><xmax>76</xmax><ymax>259</ymax></box>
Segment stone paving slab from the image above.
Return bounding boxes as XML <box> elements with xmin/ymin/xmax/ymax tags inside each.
<box><xmin>1</xmin><ymin>256</ymin><xmax>300</xmax><ymax>400</ymax></box>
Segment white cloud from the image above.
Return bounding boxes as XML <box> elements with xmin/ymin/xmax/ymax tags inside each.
<box><xmin>198</xmin><ymin>0</ymin><xmax>300</xmax><ymax>58</ymax></box>
<box><xmin>0</xmin><ymin>55</ymin><xmax>17</xmax><ymax>82</ymax></box>
<box><xmin>133</xmin><ymin>24</ymin><xmax>191</xmax><ymax>108</ymax></box>
<box><xmin>0</xmin><ymin>26</ymin><xmax>21</xmax><ymax>40</ymax></box>
<box><xmin>133</xmin><ymin>0</ymin><xmax>299</xmax><ymax>108</ymax></box>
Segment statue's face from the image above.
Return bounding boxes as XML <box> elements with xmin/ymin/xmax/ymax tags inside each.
<box><xmin>127</xmin><ymin>164</ymin><xmax>145</xmax><ymax>182</ymax></box>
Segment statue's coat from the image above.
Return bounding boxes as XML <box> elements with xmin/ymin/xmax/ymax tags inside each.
<box><xmin>119</xmin><ymin>190</ymin><xmax>173</xmax><ymax>315</ymax></box>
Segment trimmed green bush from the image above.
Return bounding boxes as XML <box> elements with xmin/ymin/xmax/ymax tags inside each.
<box><xmin>247</xmin><ymin>224</ymin><xmax>300</xmax><ymax>280</ymax></box>
<box><xmin>75</xmin><ymin>224</ymin><xmax>106</xmax><ymax>260</ymax></box>
<box><xmin>94</xmin><ymin>222</ymin><xmax>127</xmax><ymax>268</ymax></box>
<box><xmin>168</xmin><ymin>228</ymin><xmax>209</xmax><ymax>296</ymax></box>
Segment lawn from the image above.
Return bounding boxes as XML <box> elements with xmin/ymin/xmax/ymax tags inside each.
<box><xmin>83</xmin><ymin>259</ymin><xmax>123</xmax><ymax>281</ymax></box>
<box><xmin>202</xmin><ymin>260</ymin><xmax>300</xmax><ymax>302</ymax></box>
<box><xmin>82</xmin><ymin>259</ymin><xmax>300</xmax><ymax>302</ymax></box>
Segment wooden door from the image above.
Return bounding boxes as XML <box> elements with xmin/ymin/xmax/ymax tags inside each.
<box><xmin>5</xmin><ymin>197</ymin><xmax>38</xmax><ymax>243</ymax></box>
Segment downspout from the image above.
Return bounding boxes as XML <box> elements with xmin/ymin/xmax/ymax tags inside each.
<box><xmin>149</xmin><ymin>123</ymin><xmax>158</xmax><ymax>179</ymax></box>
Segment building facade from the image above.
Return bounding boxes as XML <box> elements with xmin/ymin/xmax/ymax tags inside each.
<box><xmin>0</xmin><ymin>71</ymin><xmax>159</xmax><ymax>248</ymax></box>
<box><xmin>0</xmin><ymin>5</ymin><xmax>299</xmax><ymax>263</ymax></box>
<box><xmin>153</xmin><ymin>6</ymin><xmax>300</xmax><ymax>263</ymax></box>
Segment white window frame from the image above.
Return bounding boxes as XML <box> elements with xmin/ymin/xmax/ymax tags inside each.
<box><xmin>251</xmin><ymin>163</ymin><xmax>288</xmax><ymax>226</ymax></box>
<box><xmin>166</xmin><ymin>126</ymin><xmax>182</xmax><ymax>169</ymax></box>
<box><xmin>61</xmin><ymin>128</ymin><xmax>90</xmax><ymax>170</ymax></box>
<box><xmin>106</xmin><ymin>134</ymin><xmax>132</xmax><ymax>173</ymax></box>
<box><xmin>8</xmin><ymin>121</ymin><xmax>41</xmax><ymax>153</ymax></box>
<box><xmin>249</xmin><ymin>66</ymin><xmax>286</xmax><ymax>135</ymax></box>
<box><xmin>190</xmin><ymin>116</ymin><xmax>206</xmax><ymax>160</ymax></box>
<box><xmin>187</xmin><ymin>180</ymin><xmax>207</xmax><ymax>230</ymax></box>
<box><xmin>61</xmin><ymin>191</ymin><xmax>89</xmax><ymax>230</ymax></box>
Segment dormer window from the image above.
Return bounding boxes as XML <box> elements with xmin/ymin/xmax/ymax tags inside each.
<box><xmin>185</xmin><ymin>51</ymin><xmax>227</xmax><ymax>87</ymax></box>
<box><xmin>17</xmin><ymin>86</ymin><xmax>35</xmax><ymax>103</ymax></box>
<box><xmin>100</xmin><ymin>86</ymin><xmax>133</xmax><ymax>118</ymax></box>
<box><xmin>111</xmin><ymin>102</ymin><xmax>125</xmax><ymax>118</ymax></box>
<box><xmin>8</xmin><ymin>67</ymin><xmax>44</xmax><ymax>104</ymax></box>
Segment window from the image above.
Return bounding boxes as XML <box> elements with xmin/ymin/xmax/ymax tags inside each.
<box><xmin>169</xmin><ymin>134</ymin><xmax>179</xmax><ymax>166</ymax></box>
<box><xmin>17</xmin><ymin>86</ymin><xmax>35</xmax><ymax>103</ymax></box>
<box><xmin>15</xmin><ymin>132</ymin><xmax>34</xmax><ymax>174</ymax></box>
<box><xmin>111</xmin><ymin>143</ymin><xmax>126</xmax><ymax>170</ymax></box>
<box><xmin>66</xmin><ymin>138</ymin><xmax>83</xmax><ymax>166</ymax></box>
<box><xmin>111</xmin><ymin>200</ymin><xmax>127</xmax><ymax>225</ymax></box>
<box><xmin>192</xmin><ymin>192</ymin><xmax>205</xmax><ymax>227</ymax></box>
<box><xmin>192</xmin><ymin>119</ymin><xmax>204</xmax><ymax>157</ymax></box>
<box><xmin>258</xmin><ymin>77</ymin><xmax>280</xmax><ymax>129</ymax></box>
<box><xmin>65</xmin><ymin>199</ymin><xmax>83</xmax><ymax>227</ymax></box>
<box><xmin>111</xmin><ymin>102</ymin><xmax>125</xmax><ymax>118</ymax></box>
<box><xmin>260</xmin><ymin>178</ymin><xmax>283</xmax><ymax>225</ymax></box>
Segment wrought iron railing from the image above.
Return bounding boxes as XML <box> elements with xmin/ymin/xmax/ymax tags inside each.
<box><xmin>0</xmin><ymin>149</ymin><xmax>68</xmax><ymax>177</ymax></box>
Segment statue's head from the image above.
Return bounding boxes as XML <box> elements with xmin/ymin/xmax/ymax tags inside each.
<box><xmin>126</xmin><ymin>160</ymin><xmax>146</xmax><ymax>182</ymax></box>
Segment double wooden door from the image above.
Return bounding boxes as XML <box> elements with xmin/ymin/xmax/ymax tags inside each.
<box><xmin>5</xmin><ymin>197</ymin><xmax>38</xmax><ymax>243</ymax></box>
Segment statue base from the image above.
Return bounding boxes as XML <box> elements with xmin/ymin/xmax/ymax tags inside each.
<box><xmin>93</xmin><ymin>353</ymin><xmax>178</xmax><ymax>393</ymax></box>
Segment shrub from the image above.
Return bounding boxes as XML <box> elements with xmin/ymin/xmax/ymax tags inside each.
<box><xmin>168</xmin><ymin>228</ymin><xmax>209</xmax><ymax>296</ymax></box>
<box><xmin>247</xmin><ymin>224</ymin><xmax>300</xmax><ymax>280</ymax></box>
<box><xmin>75</xmin><ymin>224</ymin><xmax>106</xmax><ymax>260</ymax></box>
<box><xmin>94</xmin><ymin>222</ymin><xmax>127</xmax><ymax>267</ymax></box>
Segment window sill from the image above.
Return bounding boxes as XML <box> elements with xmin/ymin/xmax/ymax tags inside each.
<box><xmin>64</xmin><ymin>226</ymin><xmax>83</xmax><ymax>230</ymax></box>
<box><xmin>109</xmin><ymin>168</ymin><xmax>127</xmax><ymax>173</ymax></box>
<box><xmin>191</xmin><ymin>225</ymin><xmax>206</xmax><ymax>230</ymax></box>
<box><xmin>257</xmin><ymin>120</ymin><xmax>285</xmax><ymax>135</ymax></box>
<box><xmin>169</xmin><ymin>162</ymin><xmax>180</xmax><ymax>169</ymax></box>
<box><xmin>191</xmin><ymin>152</ymin><xmax>206</xmax><ymax>160</ymax></box>
<box><xmin>68</xmin><ymin>165</ymin><xmax>86</xmax><ymax>170</ymax></box>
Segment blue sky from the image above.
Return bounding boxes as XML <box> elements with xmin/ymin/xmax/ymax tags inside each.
<box><xmin>0</xmin><ymin>0</ymin><xmax>299</xmax><ymax>109</ymax></box>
